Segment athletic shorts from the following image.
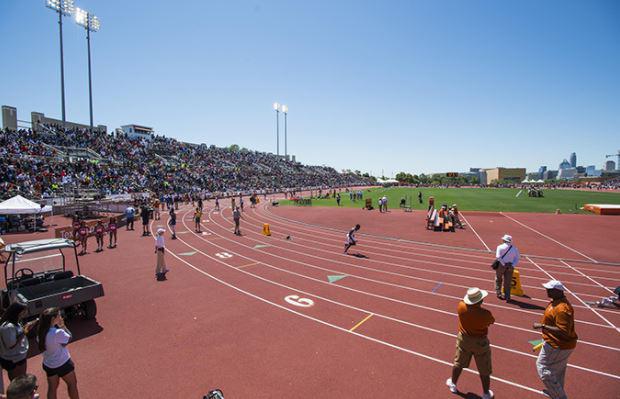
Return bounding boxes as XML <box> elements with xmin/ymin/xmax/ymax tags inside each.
<box><xmin>0</xmin><ymin>356</ymin><xmax>26</xmax><ymax>371</ymax></box>
<box><xmin>453</xmin><ymin>333</ymin><xmax>492</xmax><ymax>376</ymax></box>
<box><xmin>43</xmin><ymin>358</ymin><xmax>75</xmax><ymax>378</ymax></box>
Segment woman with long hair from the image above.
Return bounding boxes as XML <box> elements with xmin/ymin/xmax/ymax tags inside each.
<box><xmin>0</xmin><ymin>302</ymin><xmax>37</xmax><ymax>382</ymax></box>
<box><xmin>37</xmin><ymin>308</ymin><xmax>79</xmax><ymax>399</ymax></box>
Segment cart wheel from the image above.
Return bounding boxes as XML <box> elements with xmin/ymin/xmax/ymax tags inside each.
<box><xmin>83</xmin><ymin>300</ymin><xmax>97</xmax><ymax>320</ymax></box>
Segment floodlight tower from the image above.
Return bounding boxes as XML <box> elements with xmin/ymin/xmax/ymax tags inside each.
<box><xmin>46</xmin><ymin>0</ymin><xmax>75</xmax><ymax>129</ymax></box>
<box><xmin>281</xmin><ymin>104</ymin><xmax>288</xmax><ymax>158</ymax></box>
<box><xmin>75</xmin><ymin>8</ymin><xmax>100</xmax><ymax>133</ymax></box>
<box><xmin>273</xmin><ymin>102</ymin><xmax>280</xmax><ymax>156</ymax></box>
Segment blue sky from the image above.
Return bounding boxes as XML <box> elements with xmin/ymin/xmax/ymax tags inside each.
<box><xmin>1</xmin><ymin>0</ymin><xmax>619</xmax><ymax>176</ymax></box>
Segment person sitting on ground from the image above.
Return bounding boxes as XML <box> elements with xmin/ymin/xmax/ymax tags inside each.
<box><xmin>450</xmin><ymin>204</ymin><xmax>464</xmax><ymax>229</ymax></box>
<box><xmin>344</xmin><ymin>224</ymin><xmax>361</xmax><ymax>254</ymax></box>
<box><xmin>426</xmin><ymin>207</ymin><xmax>438</xmax><ymax>230</ymax></box>
<box><xmin>438</xmin><ymin>204</ymin><xmax>454</xmax><ymax>232</ymax></box>
<box><xmin>3</xmin><ymin>373</ymin><xmax>39</xmax><ymax>399</ymax></box>
<box><xmin>587</xmin><ymin>286</ymin><xmax>620</xmax><ymax>309</ymax></box>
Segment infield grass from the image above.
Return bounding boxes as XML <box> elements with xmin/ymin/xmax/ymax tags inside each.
<box><xmin>280</xmin><ymin>187</ymin><xmax>620</xmax><ymax>214</ymax></box>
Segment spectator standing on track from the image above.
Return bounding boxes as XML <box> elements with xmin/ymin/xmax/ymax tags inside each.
<box><xmin>94</xmin><ymin>220</ymin><xmax>105</xmax><ymax>253</ymax></box>
<box><xmin>125</xmin><ymin>206</ymin><xmax>135</xmax><ymax>231</ymax></box>
<box><xmin>0</xmin><ymin>303</ymin><xmax>38</xmax><ymax>384</ymax></box>
<box><xmin>446</xmin><ymin>287</ymin><xmax>495</xmax><ymax>399</ymax></box>
<box><xmin>240</xmin><ymin>197</ymin><xmax>244</xmax><ymax>212</ymax></box>
<box><xmin>107</xmin><ymin>217</ymin><xmax>117</xmax><ymax>248</ymax></box>
<box><xmin>169</xmin><ymin>208</ymin><xmax>177</xmax><ymax>239</ymax></box>
<box><xmin>533</xmin><ymin>280</ymin><xmax>578</xmax><ymax>399</ymax></box>
<box><xmin>194</xmin><ymin>207</ymin><xmax>202</xmax><ymax>233</ymax></box>
<box><xmin>198</xmin><ymin>198</ymin><xmax>203</xmax><ymax>211</ymax></box>
<box><xmin>494</xmin><ymin>235</ymin><xmax>520</xmax><ymax>301</ymax></box>
<box><xmin>4</xmin><ymin>373</ymin><xmax>38</xmax><ymax>399</ymax></box>
<box><xmin>343</xmin><ymin>224</ymin><xmax>360</xmax><ymax>254</ymax></box>
<box><xmin>381</xmin><ymin>196</ymin><xmax>388</xmax><ymax>212</ymax></box>
<box><xmin>77</xmin><ymin>222</ymin><xmax>89</xmax><ymax>255</ymax></box>
<box><xmin>37</xmin><ymin>307</ymin><xmax>79</xmax><ymax>399</ymax></box>
<box><xmin>71</xmin><ymin>217</ymin><xmax>80</xmax><ymax>241</ymax></box>
<box><xmin>214</xmin><ymin>197</ymin><xmax>220</xmax><ymax>211</ymax></box>
<box><xmin>154</xmin><ymin>228</ymin><xmax>168</xmax><ymax>281</ymax></box>
<box><xmin>140</xmin><ymin>204</ymin><xmax>151</xmax><ymax>237</ymax></box>
<box><xmin>233</xmin><ymin>207</ymin><xmax>242</xmax><ymax>236</ymax></box>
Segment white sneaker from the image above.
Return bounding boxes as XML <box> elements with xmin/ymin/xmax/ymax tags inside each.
<box><xmin>446</xmin><ymin>378</ymin><xmax>457</xmax><ymax>394</ymax></box>
<box><xmin>482</xmin><ymin>389</ymin><xmax>494</xmax><ymax>399</ymax></box>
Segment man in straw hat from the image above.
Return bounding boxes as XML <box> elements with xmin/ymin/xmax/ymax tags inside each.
<box><xmin>446</xmin><ymin>287</ymin><xmax>495</xmax><ymax>399</ymax></box>
<box><xmin>533</xmin><ymin>280</ymin><xmax>578</xmax><ymax>399</ymax></box>
<box><xmin>154</xmin><ymin>227</ymin><xmax>168</xmax><ymax>281</ymax></box>
<box><xmin>495</xmin><ymin>234</ymin><xmax>520</xmax><ymax>301</ymax></box>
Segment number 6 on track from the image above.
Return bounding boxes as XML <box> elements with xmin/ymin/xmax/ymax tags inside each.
<box><xmin>284</xmin><ymin>295</ymin><xmax>314</xmax><ymax>308</ymax></box>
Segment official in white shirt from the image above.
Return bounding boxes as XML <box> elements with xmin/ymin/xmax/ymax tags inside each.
<box><xmin>495</xmin><ymin>234</ymin><xmax>520</xmax><ymax>301</ymax></box>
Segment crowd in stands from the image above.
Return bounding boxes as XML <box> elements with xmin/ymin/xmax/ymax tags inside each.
<box><xmin>0</xmin><ymin>126</ymin><xmax>371</xmax><ymax>201</ymax></box>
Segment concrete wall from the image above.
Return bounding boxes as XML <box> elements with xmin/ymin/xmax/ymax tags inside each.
<box><xmin>31</xmin><ymin>111</ymin><xmax>106</xmax><ymax>133</ymax></box>
<box><xmin>2</xmin><ymin>105</ymin><xmax>17</xmax><ymax>130</ymax></box>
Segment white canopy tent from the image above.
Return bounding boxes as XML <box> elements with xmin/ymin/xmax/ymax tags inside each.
<box><xmin>0</xmin><ymin>195</ymin><xmax>52</xmax><ymax>215</ymax></box>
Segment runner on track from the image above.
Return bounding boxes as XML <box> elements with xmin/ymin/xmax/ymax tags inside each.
<box><xmin>344</xmin><ymin>224</ymin><xmax>361</xmax><ymax>254</ymax></box>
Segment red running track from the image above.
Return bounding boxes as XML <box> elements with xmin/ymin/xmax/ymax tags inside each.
<box><xmin>2</xmin><ymin>201</ymin><xmax>618</xmax><ymax>398</ymax></box>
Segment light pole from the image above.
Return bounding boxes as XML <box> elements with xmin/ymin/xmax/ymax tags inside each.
<box><xmin>75</xmin><ymin>8</ymin><xmax>100</xmax><ymax>133</ymax></box>
<box><xmin>281</xmin><ymin>104</ymin><xmax>288</xmax><ymax>158</ymax></box>
<box><xmin>46</xmin><ymin>0</ymin><xmax>75</xmax><ymax>129</ymax></box>
<box><xmin>272</xmin><ymin>102</ymin><xmax>280</xmax><ymax>156</ymax></box>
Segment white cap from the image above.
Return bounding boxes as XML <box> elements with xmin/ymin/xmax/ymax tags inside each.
<box><xmin>502</xmin><ymin>234</ymin><xmax>512</xmax><ymax>243</ymax></box>
<box><xmin>156</xmin><ymin>228</ymin><xmax>166</xmax><ymax>235</ymax></box>
<box><xmin>542</xmin><ymin>280</ymin><xmax>565</xmax><ymax>291</ymax></box>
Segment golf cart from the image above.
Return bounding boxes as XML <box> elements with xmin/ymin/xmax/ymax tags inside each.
<box><xmin>1</xmin><ymin>238</ymin><xmax>104</xmax><ymax>320</ymax></box>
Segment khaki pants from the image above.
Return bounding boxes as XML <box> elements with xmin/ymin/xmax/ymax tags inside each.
<box><xmin>453</xmin><ymin>333</ymin><xmax>492</xmax><ymax>376</ymax></box>
<box><xmin>536</xmin><ymin>342</ymin><xmax>573</xmax><ymax>399</ymax></box>
<box><xmin>495</xmin><ymin>262</ymin><xmax>514</xmax><ymax>299</ymax></box>
<box><xmin>156</xmin><ymin>249</ymin><xmax>166</xmax><ymax>274</ymax></box>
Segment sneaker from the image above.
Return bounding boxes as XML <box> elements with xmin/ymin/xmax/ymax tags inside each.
<box><xmin>446</xmin><ymin>378</ymin><xmax>457</xmax><ymax>394</ymax></box>
<box><xmin>481</xmin><ymin>389</ymin><xmax>494</xmax><ymax>399</ymax></box>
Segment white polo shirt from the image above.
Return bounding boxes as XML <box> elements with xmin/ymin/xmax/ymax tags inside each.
<box><xmin>496</xmin><ymin>242</ymin><xmax>520</xmax><ymax>266</ymax></box>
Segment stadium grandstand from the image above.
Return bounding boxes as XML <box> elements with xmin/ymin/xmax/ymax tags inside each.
<box><xmin>0</xmin><ymin>125</ymin><xmax>372</xmax><ymax>201</ymax></box>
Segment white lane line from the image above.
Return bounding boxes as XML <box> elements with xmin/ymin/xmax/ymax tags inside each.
<box><xmin>238</xmin><ymin>208</ymin><xmax>612</xmax><ymax>315</ymax></box>
<box><xmin>561</xmin><ymin>260</ymin><xmax>615</xmax><ymax>296</ymax></box>
<box><xmin>456</xmin><ymin>211</ymin><xmax>491</xmax><ymax>252</ymax></box>
<box><xmin>208</xmin><ymin>208</ymin><xmax>620</xmax><ymax>351</ymax></box>
<box><xmin>502</xmin><ymin>213</ymin><xmax>598</xmax><ymax>263</ymax></box>
<box><xmin>526</xmin><ymin>256</ymin><xmax>618</xmax><ymax>333</ymax></box>
<box><xmin>164</xmin><ymin>215</ymin><xmax>617</xmax><ymax>388</ymax></box>
<box><xmin>244</xmin><ymin>208</ymin><xmax>608</xmax><ymax>294</ymax></box>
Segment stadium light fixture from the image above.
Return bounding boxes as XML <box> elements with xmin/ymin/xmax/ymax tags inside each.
<box><xmin>46</xmin><ymin>0</ymin><xmax>75</xmax><ymax>129</ymax></box>
<box><xmin>273</xmin><ymin>102</ymin><xmax>281</xmax><ymax>155</ymax></box>
<box><xmin>281</xmin><ymin>105</ymin><xmax>288</xmax><ymax>158</ymax></box>
<box><xmin>75</xmin><ymin>7</ymin><xmax>101</xmax><ymax>133</ymax></box>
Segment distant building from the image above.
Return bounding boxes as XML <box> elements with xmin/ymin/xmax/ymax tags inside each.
<box><xmin>576</xmin><ymin>166</ymin><xmax>586</xmax><ymax>174</ymax></box>
<box><xmin>570</xmin><ymin>152</ymin><xmax>577</xmax><ymax>168</ymax></box>
<box><xmin>543</xmin><ymin>170</ymin><xmax>558</xmax><ymax>180</ymax></box>
<box><xmin>586</xmin><ymin>165</ymin><xmax>596</xmax><ymax>176</ymax></box>
<box><xmin>484</xmin><ymin>167</ymin><xmax>526</xmax><ymax>185</ymax></box>
<box><xmin>559</xmin><ymin>159</ymin><xmax>571</xmax><ymax>170</ymax></box>
<box><xmin>121</xmin><ymin>124</ymin><xmax>154</xmax><ymax>141</ymax></box>
<box><xmin>605</xmin><ymin>160</ymin><xmax>616</xmax><ymax>171</ymax></box>
<box><xmin>558</xmin><ymin>167</ymin><xmax>577</xmax><ymax>180</ymax></box>
<box><xmin>538</xmin><ymin>166</ymin><xmax>547</xmax><ymax>179</ymax></box>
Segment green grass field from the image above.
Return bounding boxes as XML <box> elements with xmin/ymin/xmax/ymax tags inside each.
<box><xmin>281</xmin><ymin>187</ymin><xmax>620</xmax><ymax>214</ymax></box>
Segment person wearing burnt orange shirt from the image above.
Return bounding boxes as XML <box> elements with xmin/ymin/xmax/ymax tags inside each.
<box><xmin>533</xmin><ymin>280</ymin><xmax>578</xmax><ymax>399</ymax></box>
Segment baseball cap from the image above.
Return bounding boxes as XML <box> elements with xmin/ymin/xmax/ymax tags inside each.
<box><xmin>542</xmin><ymin>280</ymin><xmax>565</xmax><ymax>291</ymax></box>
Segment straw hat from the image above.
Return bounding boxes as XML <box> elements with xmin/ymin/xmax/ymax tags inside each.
<box><xmin>463</xmin><ymin>287</ymin><xmax>488</xmax><ymax>305</ymax></box>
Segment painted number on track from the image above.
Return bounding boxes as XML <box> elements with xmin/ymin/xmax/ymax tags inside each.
<box><xmin>215</xmin><ymin>252</ymin><xmax>233</xmax><ymax>259</ymax></box>
<box><xmin>284</xmin><ymin>295</ymin><xmax>314</xmax><ymax>308</ymax></box>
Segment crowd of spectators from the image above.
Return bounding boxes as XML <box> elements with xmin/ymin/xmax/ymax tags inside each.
<box><xmin>0</xmin><ymin>126</ymin><xmax>372</xmax><ymax>201</ymax></box>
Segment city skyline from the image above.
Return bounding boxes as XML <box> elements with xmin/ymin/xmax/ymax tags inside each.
<box><xmin>1</xmin><ymin>0</ymin><xmax>619</xmax><ymax>175</ymax></box>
